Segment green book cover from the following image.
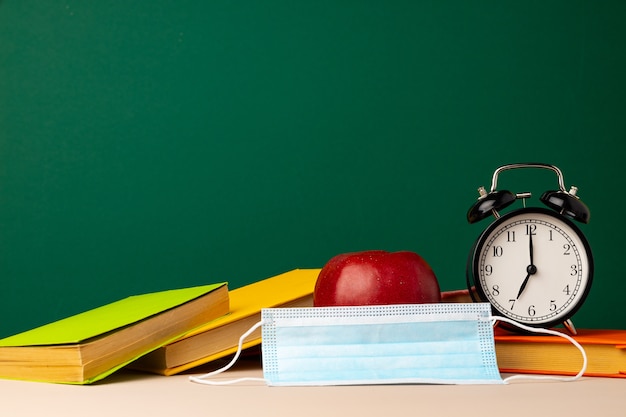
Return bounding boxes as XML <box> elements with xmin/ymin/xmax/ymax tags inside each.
<box><xmin>0</xmin><ymin>283</ymin><xmax>227</xmax><ymax>347</ymax></box>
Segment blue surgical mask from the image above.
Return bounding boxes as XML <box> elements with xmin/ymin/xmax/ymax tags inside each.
<box><xmin>190</xmin><ymin>303</ymin><xmax>587</xmax><ymax>386</ymax></box>
<box><xmin>261</xmin><ymin>303</ymin><xmax>502</xmax><ymax>386</ymax></box>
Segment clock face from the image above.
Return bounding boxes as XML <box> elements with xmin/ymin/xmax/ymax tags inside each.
<box><xmin>471</xmin><ymin>208</ymin><xmax>593</xmax><ymax>327</ymax></box>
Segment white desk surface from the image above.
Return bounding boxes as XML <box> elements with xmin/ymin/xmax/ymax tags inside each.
<box><xmin>1</xmin><ymin>356</ymin><xmax>624</xmax><ymax>417</ymax></box>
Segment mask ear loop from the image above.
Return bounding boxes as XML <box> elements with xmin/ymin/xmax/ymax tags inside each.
<box><xmin>491</xmin><ymin>316</ymin><xmax>588</xmax><ymax>383</ymax></box>
<box><xmin>189</xmin><ymin>319</ymin><xmax>268</xmax><ymax>385</ymax></box>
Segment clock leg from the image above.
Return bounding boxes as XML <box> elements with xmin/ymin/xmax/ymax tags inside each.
<box><xmin>563</xmin><ymin>319</ymin><xmax>577</xmax><ymax>335</ymax></box>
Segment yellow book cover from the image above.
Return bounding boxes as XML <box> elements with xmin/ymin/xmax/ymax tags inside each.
<box><xmin>0</xmin><ymin>283</ymin><xmax>229</xmax><ymax>384</ymax></box>
<box><xmin>495</xmin><ymin>328</ymin><xmax>626</xmax><ymax>378</ymax></box>
<box><xmin>131</xmin><ymin>268</ymin><xmax>320</xmax><ymax>376</ymax></box>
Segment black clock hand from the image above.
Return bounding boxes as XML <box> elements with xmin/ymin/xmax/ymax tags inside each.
<box><xmin>517</xmin><ymin>232</ymin><xmax>537</xmax><ymax>299</ymax></box>
<box><xmin>528</xmin><ymin>229</ymin><xmax>534</xmax><ymax>266</ymax></box>
<box><xmin>517</xmin><ymin>271</ymin><xmax>531</xmax><ymax>299</ymax></box>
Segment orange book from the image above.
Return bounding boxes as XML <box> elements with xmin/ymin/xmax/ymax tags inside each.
<box><xmin>131</xmin><ymin>269</ymin><xmax>320</xmax><ymax>376</ymax></box>
<box><xmin>494</xmin><ymin>328</ymin><xmax>626</xmax><ymax>378</ymax></box>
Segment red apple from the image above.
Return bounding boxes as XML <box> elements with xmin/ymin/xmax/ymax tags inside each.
<box><xmin>313</xmin><ymin>250</ymin><xmax>441</xmax><ymax>307</ymax></box>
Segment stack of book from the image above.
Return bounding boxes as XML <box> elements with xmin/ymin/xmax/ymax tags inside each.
<box><xmin>0</xmin><ymin>269</ymin><xmax>320</xmax><ymax>384</ymax></box>
<box><xmin>1</xmin><ymin>274</ymin><xmax>623</xmax><ymax>383</ymax></box>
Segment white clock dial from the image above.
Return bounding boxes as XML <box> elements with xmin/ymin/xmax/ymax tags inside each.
<box><xmin>473</xmin><ymin>208</ymin><xmax>593</xmax><ymax>327</ymax></box>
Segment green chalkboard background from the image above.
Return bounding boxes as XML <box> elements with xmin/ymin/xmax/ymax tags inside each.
<box><xmin>1</xmin><ymin>1</ymin><xmax>625</xmax><ymax>338</ymax></box>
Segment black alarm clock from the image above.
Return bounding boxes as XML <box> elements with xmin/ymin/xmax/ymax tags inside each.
<box><xmin>466</xmin><ymin>163</ymin><xmax>593</xmax><ymax>335</ymax></box>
